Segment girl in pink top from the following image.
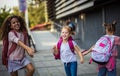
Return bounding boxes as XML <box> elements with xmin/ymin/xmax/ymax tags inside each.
<box><xmin>83</xmin><ymin>21</ymin><xmax>120</xmax><ymax>76</ymax></box>
<box><xmin>0</xmin><ymin>15</ymin><xmax>35</xmax><ymax>76</ymax></box>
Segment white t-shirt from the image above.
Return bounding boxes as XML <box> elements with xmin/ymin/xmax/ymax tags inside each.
<box><xmin>60</xmin><ymin>41</ymin><xmax>77</xmax><ymax>63</ymax></box>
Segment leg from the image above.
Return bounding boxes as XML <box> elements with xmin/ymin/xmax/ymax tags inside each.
<box><xmin>25</xmin><ymin>63</ymin><xmax>35</xmax><ymax>76</ymax></box>
<box><xmin>64</xmin><ymin>63</ymin><xmax>71</xmax><ymax>76</ymax></box>
<box><xmin>98</xmin><ymin>67</ymin><xmax>107</xmax><ymax>76</ymax></box>
<box><xmin>70</xmin><ymin>61</ymin><xmax>77</xmax><ymax>76</ymax></box>
<box><xmin>10</xmin><ymin>71</ymin><xmax>18</xmax><ymax>76</ymax></box>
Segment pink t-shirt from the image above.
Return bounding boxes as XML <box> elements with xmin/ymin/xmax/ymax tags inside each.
<box><xmin>8</xmin><ymin>31</ymin><xmax>26</xmax><ymax>60</ymax></box>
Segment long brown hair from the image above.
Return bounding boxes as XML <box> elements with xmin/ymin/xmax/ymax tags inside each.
<box><xmin>0</xmin><ymin>15</ymin><xmax>27</xmax><ymax>39</ymax></box>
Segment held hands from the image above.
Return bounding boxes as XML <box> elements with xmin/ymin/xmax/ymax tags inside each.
<box><xmin>82</xmin><ymin>50</ymin><xmax>88</xmax><ymax>56</ymax></box>
<box><xmin>82</xmin><ymin>45</ymin><xmax>94</xmax><ymax>56</ymax></box>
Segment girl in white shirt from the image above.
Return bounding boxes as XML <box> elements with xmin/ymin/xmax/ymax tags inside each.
<box><xmin>53</xmin><ymin>25</ymin><xmax>84</xmax><ymax>76</ymax></box>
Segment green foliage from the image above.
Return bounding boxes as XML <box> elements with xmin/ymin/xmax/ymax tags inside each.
<box><xmin>12</xmin><ymin>7</ymin><xmax>21</xmax><ymax>16</ymax></box>
<box><xmin>0</xmin><ymin>8</ymin><xmax>10</xmax><ymax>28</ymax></box>
<box><xmin>28</xmin><ymin>1</ymin><xmax>45</xmax><ymax>27</ymax></box>
<box><xmin>0</xmin><ymin>0</ymin><xmax>46</xmax><ymax>29</ymax></box>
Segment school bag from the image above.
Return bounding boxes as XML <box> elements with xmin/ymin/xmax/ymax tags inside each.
<box><xmin>54</xmin><ymin>36</ymin><xmax>75</xmax><ymax>59</ymax></box>
<box><xmin>2</xmin><ymin>31</ymin><xmax>27</xmax><ymax>68</ymax></box>
<box><xmin>91</xmin><ymin>35</ymin><xmax>114</xmax><ymax>64</ymax></box>
<box><xmin>2</xmin><ymin>31</ymin><xmax>18</xmax><ymax>68</ymax></box>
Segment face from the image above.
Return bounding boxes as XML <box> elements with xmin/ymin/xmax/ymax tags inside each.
<box><xmin>61</xmin><ymin>28</ymin><xmax>71</xmax><ymax>40</ymax></box>
<box><xmin>10</xmin><ymin>18</ymin><xmax>21</xmax><ymax>31</ymax></box>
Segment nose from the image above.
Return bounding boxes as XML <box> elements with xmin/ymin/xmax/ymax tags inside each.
<box><xmin>15</xmin><ymin>22</ymin><xmax>19</xmax><ymax>25</ymax></box>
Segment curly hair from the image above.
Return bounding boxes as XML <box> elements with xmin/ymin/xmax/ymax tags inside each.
<box><xmin>0</xmin><ymin>15</ymin><xmax>27</xmax><ymax>39</ymax></box>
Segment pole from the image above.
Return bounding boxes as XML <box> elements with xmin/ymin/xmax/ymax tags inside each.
<box><xmin>25</xmin><ymin>1</ymin><xmax>37</xmax><ymax>52</ymax></box>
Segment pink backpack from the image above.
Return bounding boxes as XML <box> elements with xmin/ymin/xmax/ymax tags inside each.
<box><xmin>2</xmin><ymin>31</ymin><xmax>18</xmax><ymax>67</ymax></box>
<box><xmin>54</xmin><ymin>36</ymin><xmax>75</xmax><ymax>59</ymax></box>
<box><xmin>91</xmin><ymin>35</ymin><xmax>114</xmax><ymax>64</ymax></box>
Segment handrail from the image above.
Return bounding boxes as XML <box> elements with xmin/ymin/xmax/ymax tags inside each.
<box><xmin>27</xmin><ymin>29</ymin><xmax>37</xmax><ymax>52</ymax></box>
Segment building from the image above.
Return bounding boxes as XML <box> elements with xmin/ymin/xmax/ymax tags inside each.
<box><xmin>46</xmin><ymin>0</ymin><xmax>120</xmax><ymax>58</ymax></box>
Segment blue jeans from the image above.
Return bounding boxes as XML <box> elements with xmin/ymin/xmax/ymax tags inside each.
<box><xmin>98</xmin><ymin>66</ymin><xmax>116</xmax><ymax>76</ymax></box>
<box><xmin>64</xmin><ymin>61</ymin><xmax>77</xmax><ymax>76</ymax></box>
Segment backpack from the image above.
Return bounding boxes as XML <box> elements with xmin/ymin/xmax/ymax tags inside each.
<box><xmin>2</xmin><ymin>31</ymin><xmax>27</xmax><ymax>68</ymax></box>
<box><xmin>54</xmin><ymin>36</ymin><xmax>75</xmax><ymax>59</ymax></box>
<box><xmin>91</xmin><ymin>35</ymin><xmax>114</xmax><ymax>64</ymax></box>
<box><xmin>2</xmin><ymin>31</ymin><xmax>18</xmax><ymax>67</ymax></box>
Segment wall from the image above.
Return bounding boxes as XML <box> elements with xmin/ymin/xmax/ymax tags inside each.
<box><xmin>75</xmin><ymin>1</ymin><xmax>120</xmax><ymax>58</ymax></box>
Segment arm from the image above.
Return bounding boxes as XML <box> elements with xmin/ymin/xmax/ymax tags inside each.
<box><xmin>82</xmin><ymin>45</ymin><xmax>94</xmax><ymax>56</ymax></box>
<box><xmin>18</xmin><ymin>40</ymin><xmax>34</xmax><ymax>57</ymax></box>
<box><xmin>9</xmin><ymin>32</ymin><xmax>34</xmax><ymax>57</ymax></box>
<box><xmin>114</xmin><ymin>36</ymin><xmax>120</xmax><ymax>45</ymax></box>
<box><xmin>74</xmin><ymin>45</ymin><xmax>84</xmax><ymax>64</ymax></box>
<box><xmin>52</xmin><ymin>45</ymin><xmax>58</xmax><ymax>55</ymax></box>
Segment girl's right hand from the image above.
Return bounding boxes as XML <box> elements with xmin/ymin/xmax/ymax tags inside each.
<box><xmin>80</xmin><ymin>58</ymin><xmax>84</xmax><ymax>64</ymax></box>
<box><xmin>26</xmin><ymin>47</ymin><xmax>34</xmax><ymax>57</ymax></box>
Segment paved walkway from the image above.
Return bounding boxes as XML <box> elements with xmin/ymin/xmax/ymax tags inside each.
<box><xmin>0</xmin><ymin>31</ymin><xmax>120</xmax><ymax>76</ymax></box>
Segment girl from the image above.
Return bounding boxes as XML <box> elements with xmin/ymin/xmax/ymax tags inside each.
<box><xmin>0</xmin><ymin>15</ymin><xmax>35</xmax><ymax>76</ymax></box>
<box><xmin>83</xmin><ymin>21</ymin><xmax>120</xmax><ymax>76</ymax></box>
<box><xmin>53</xmin><ymin>26</ymin><xmax>84</xmax><ymax>76</ymax></box>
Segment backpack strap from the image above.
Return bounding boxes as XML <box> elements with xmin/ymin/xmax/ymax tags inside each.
<box><xmin>23</xmin><ymin>31</ymin><xmax>28</xmax><ymax>44</ymax></box>
<box><xmin>8</xmin><ymin>31</ymin><xmax>18</xmax><ymax>56</ymax></box>
<box><xmin>68</xmin><ymin>36</ymin><xmax>75</xmax><ymax>53</ymax></box>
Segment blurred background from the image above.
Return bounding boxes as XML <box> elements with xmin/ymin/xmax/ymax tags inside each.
<box><xmin>0</xmin><ymin>0</ymin><xmax>50</xmax><ymax>31</ymax></box>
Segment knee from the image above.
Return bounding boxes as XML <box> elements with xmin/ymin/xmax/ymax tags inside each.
<box><xmin>27</xmin><ymin>64</ymin><xmax>35</xmax><ymax>73</ymax></box>
<box><xmin>29</xmin><ymin>67</ymin><xmax>35</xmax><ymax>73</ymax></box>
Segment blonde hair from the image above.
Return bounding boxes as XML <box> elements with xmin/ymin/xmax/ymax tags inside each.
<box><xmin>61</xmin><ymin>26</ymin><xmax>72</xmax><ymax>34</ymax></box>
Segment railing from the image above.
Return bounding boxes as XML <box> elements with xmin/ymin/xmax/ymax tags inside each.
<box><xmin>27</xmin><ymin>29</ymin><xmax>37</xmax><ymax>52</ymax></box>
<box><xmin>52</xmin><ymin>22</ymin><xmax>62</xmax><ymax>38</ymax></box>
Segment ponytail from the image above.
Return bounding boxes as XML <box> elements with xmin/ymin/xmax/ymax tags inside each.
<box><xmin>104</xmin><ymin>20</ymin><xmax>117</xmax><ymax>33</ymax></box>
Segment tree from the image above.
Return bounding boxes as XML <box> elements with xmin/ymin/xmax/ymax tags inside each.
<box><xmin>28</xmin><ymin>1</ymin><xmax>46</xmax><ymax>27</ymax></box>
<box><xmin>0</xmin><ymin>6</ymin><xmax>10</xmax><ymax>28</ymax></box>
